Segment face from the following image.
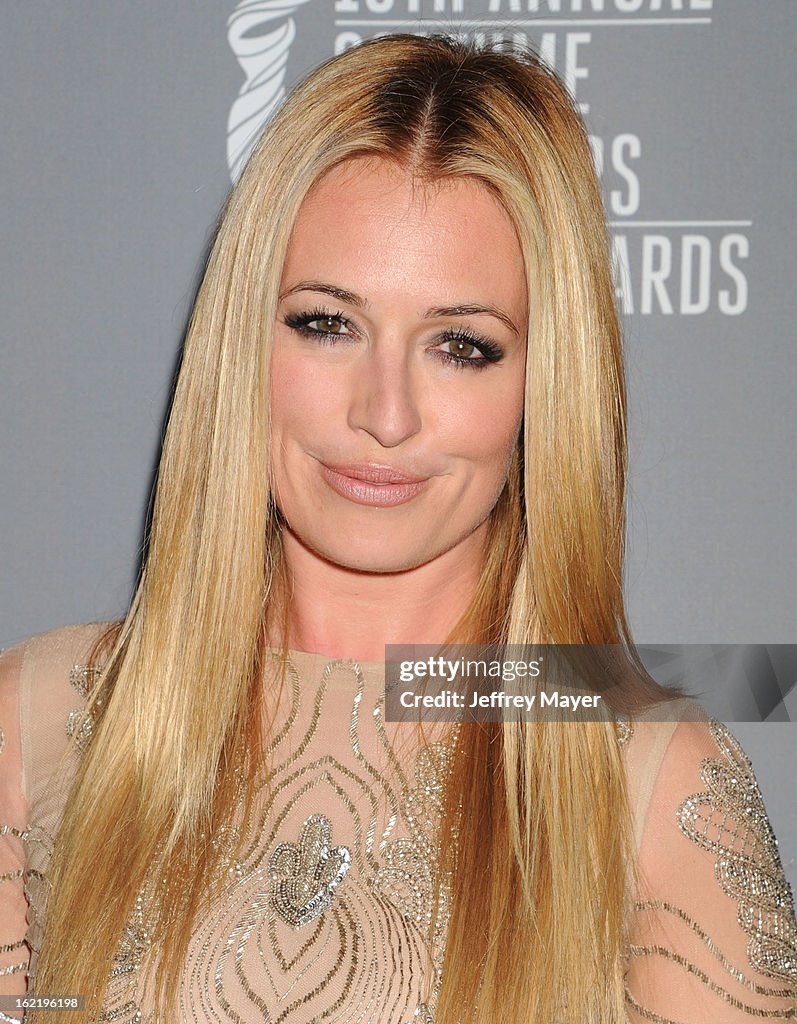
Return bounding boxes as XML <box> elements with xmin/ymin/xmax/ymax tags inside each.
<box><xmin>270</xmin><ymin>156</ymin><xmax>528</xmax><ymax>574</ymax></box>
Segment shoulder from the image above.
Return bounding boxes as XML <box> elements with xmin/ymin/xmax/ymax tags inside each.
<box><xmin>623</xmin><ymin>712</ymin><xmax>797</xmax><ymax>1018</ymax></box>
<box><xmin>619</xmin><ymin>697</ymin><xmax>708</xmax><ymax>849</ymax></box>
<box><xmin>1</xmin><ymin>621</ymin><xmax>114</xmax><ymax>722</ymax></box>
<box><xmin>619</xmin><ymin>700</ymin><xmax>794</xmax><ymax>890</ymax></box>
<box><xmin>1</xmin><ymin>621</ymin><xmax>113</xmax><ymax>674</ymax></box>
<box><xmin>1</xmin><ymin>623</ymin><xmax>117</xmax><ymax>800</ymax></box>
<box><xmin>623</xmin><ymin>706</ymin><xmax>774</xmax><ymax>841</ymax></box>
<box><xmin>640</xmin><ymin>714</ymin><xmax>791</xmax><ymax>895</ymax></box>
<box><xmin>1</xmin><ymin>622</ymin><xmax>114</xmax><ymax>700</ymax></box>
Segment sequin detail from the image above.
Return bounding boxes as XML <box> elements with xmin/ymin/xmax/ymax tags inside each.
<box><xmin>65</xmin><ymin>663</ymin><xmax>105</xmax><ymax>752</ymax></box>
<box><xmin>614</xmin><ymin>716</ymin><xmax>634</xmax><ymax>746</ymax></box>
<box><xmin>269</xmin><ymin>813</ymin><xmax>351</xmax><ymax>927</ymax></box>
<box><xmin>406</xmin><ymin>1004</ymin><xmax>435</xmax><ymax>1024</ymax></box>
<box><xmin>633</xmin><ymin>901</ymin><xmax>794</xmax><ymax>997</ymax></box>
<box><xmin>7</xmin><ymin>648</ymin><xmax>796</xmax><ymax>1023</ymax></box>
<box><xmin>678</xmin><ymin>720</ymin><xmax>797</xmax><ymax>987</ymax></box>
<box><xmin>99</xmin><ymin>653</ymin><xmax>454</xmax><ymax>1021</ymax></box>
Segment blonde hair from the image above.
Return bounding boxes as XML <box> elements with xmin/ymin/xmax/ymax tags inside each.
<box><xmin>32</xmin><ymin>34</ymin><xmax>674</xmax><ymax>1023</ymax></box>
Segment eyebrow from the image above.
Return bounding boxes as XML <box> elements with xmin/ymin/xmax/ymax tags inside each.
<box><xmin>279</xmin><ymin>280</ymin><xmax>522</xmax><ymax>337</ymax></box>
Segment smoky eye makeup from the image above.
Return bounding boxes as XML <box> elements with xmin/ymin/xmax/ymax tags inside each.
<box><xmin>281</xmin><ymin>305</ymin><xmax>506</xmax><ymax>369</ymax></box>
<box><xmin>432</xmin><ymin>326</ymin><xmax>504</xmax><ymax>369</ymax></box>
<box><xmin>282</xmin><ymin>306</ymin><xmax>353</xmax><ymax>339</ymax></box>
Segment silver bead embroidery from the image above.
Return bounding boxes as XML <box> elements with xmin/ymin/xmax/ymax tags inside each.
<box><xmin>0</xmin><ymin>825</ymin><xmax>31</xmax><ymax>989</ymax></box>
<box><xmin>621</xmin><ymin>718</ymin><xmax>796</xmax><ymax>1021</ymax></box>
<box><xmin>65</xmin><ymin>663</ymin><xmax>106</xmax><ymax>752</ymax></box>
<box><xmin>268</xmin><ymin>813</ymin><xmax>352</xmax><ymax>928</ymax></box>
<box><xmin>677</xmin><ymin>720</ymin><xmax>797</xmax><ymax>987</ymax></box>
<box><xmin>14</xmin><ymin>653</ymin><xmax>795</xmax><ymax>1023</ymax></box>
<box><xmin>406</xmin><ymin>1002</ymin><xmax>435</xmax><ymax>1023</ymax></box>
<box><xmin>69</xmin><ymin>663</ymin><xmax>104</xmax><ymax>699</ymax></box>
<box><xmin>96</xmin><ymin>653</ymin><xmax>448</xmax><ymax>1021</ymax></box>
<box><xmin>614</xmin><ymin>716</ymin><xmax>634</xmax><ymax>747</ymax></box>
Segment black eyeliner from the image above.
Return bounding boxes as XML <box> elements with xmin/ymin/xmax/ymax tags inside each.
<box><xmin>430</xmin><ymin>324</ymin><xmax>504</xmax><ymax>370</ymax></box>
<box><xmin>283</xmin><ymin>306</ymin><xmax>504</xmax><ymax>368</ymax></box>
<box><xmin>282</xmin><ymin>306</ymin><xmax>352</xmax><ymax>338</ymax></box>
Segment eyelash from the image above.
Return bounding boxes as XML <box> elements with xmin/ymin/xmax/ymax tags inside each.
<box><xmin>282</xmin><ymin>307</ymin><xmax>504</xmax><ymax>370</ymax></box>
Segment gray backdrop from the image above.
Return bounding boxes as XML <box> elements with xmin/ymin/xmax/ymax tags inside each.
<box><xmin>2</xmin><ymin>2</ymin><xmax>795</xmax><ymax>888</ymax></box>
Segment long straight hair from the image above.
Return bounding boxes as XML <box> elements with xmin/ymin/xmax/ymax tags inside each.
<box><xmin>32</xmin><ymin>34</ymin><xmax>671</xmax><ymax>1023</ymax></box>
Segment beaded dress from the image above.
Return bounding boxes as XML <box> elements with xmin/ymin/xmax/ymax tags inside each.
<box><xmin>1</xmin><ymin>625</ymin><xmax>795</xmax><ymax>1022</ymax></box>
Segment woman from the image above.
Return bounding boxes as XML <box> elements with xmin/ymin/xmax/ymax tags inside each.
<box><xmin>1</xmin><ymin>32</ymin><xmax>795</xmax><ymax>1024</ymax></box>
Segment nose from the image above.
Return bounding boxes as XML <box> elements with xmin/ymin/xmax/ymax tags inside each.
<box><xmin>346</xmin><ymin>342</ymin><xmax>422</xmax><ymax>449</ymax></box>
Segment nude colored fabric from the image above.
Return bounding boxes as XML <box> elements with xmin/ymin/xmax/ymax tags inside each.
<box><xmin>1</xmin><ymin>626</ymin><xmax>795</xmax><ymax>1022</ymax></box>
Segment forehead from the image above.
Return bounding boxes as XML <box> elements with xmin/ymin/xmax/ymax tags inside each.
<box><xmin>280</xmin><ymin>157</ymin><xmax>528</xmax><ymax>318</ymax></box>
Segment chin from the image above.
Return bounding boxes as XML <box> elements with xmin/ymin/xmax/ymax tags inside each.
<box><xmin>314</xmin><ymin>540</ymin><xmax>437</xmax><ymax>575</ymax></box>
<box><xmin>287</xmin><ymin>522</ymin><xmax>458</xmax><ymax>575</ymax></box>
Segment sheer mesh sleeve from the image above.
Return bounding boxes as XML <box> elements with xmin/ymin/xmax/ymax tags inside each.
<box><xmin>624</xmin><ymin>716</ymin><xmax>797</xmax><ymax>1022</ymax></box>
<box><xmin>0</xmin><ymin>642</ymin><xmax>29</xmax><ymax>1021</ymax></box>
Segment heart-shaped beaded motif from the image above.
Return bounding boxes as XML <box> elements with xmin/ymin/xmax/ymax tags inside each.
<box><xmin>269</xmin><ymin>814</ymin><xmax>352</xmax><ymax>928</ymax></box>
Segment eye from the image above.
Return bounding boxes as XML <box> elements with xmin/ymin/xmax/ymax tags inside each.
<box><xmin>282</xmin><ymin>308</ymin><xmax>353</xmax><ymax>341</ymax></box>
<box><xmin>445</xmin><ymin>338</ymin><xmax>478</xmax><ymax>360</ymax></box>
<box><xmin>434</xmin><ymin>329</ymin><xmax>504</xmax><ymax>370</ymax></box>
<box><xmin>308</xmin><ymin>314</ymin><xmax>348</xmax><ymax>335</ymax></box>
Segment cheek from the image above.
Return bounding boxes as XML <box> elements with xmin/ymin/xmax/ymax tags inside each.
<box><xmin>270</xmin><ymin>345</ymin><xmax>338</xmax><ymax>443</ymax></box>
<box><xmin>436</xmin><ymin>378</ymin><xmax>524</xmax><ymax>473</ymax></box>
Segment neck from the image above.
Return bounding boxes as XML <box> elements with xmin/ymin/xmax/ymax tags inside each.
<box><xmin>276</xmin><ymin>526</ymin><xmax>487</xmax><ymax>661</ymax></box>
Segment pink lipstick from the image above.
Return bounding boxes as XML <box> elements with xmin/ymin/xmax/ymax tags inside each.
<box><xmin>319</xmin><ymin>462</ymin><xmax>430</xmax><ymax>507</ymax></box>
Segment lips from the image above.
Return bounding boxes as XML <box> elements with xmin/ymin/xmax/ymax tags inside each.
<box><xmin>319</xmin><ymin>462</ymin><xmax>430</xmax><ymax>507</ymax></box>
<box><xmin>325</xmin><ymin>463</ymin><xmax>425</xmax><ymax>484</ymax></box>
